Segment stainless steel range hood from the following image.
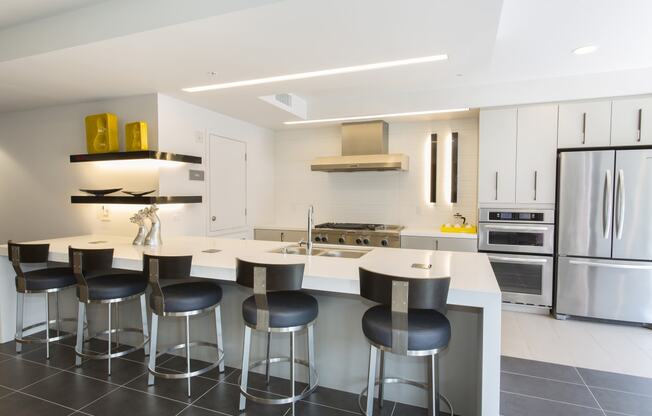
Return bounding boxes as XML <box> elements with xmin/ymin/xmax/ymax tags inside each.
<box><xmin>310</xmin><ymin>120</ymin><xmax>409</xmax><ymax>172</ymax></box>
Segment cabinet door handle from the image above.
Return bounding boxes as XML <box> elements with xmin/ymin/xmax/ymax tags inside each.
<box><xmin>581</xmin><ymin>112</ymin><xmax>587</xmax><ymax>144</ymax></box>
<box><xmin>637</xmin><ymin>108</ymin><xmax>643</xmax><ymax>142</ymax></box>
<box><xmin>280</xmin><ymin>232</ymin><xmax>285</xmax><ymax>242</ymax></box>
<box><xmin>435</xmin><ymin>240</ymin><xmax>439</xmax><ymax>250</ymax></box>
<box><xmin>494</xmin><ymin>171</ymin><xmax>498</xmax><ymax>200</ymax></box>
<box><xmin>533</xmin><ymin>170</ymin><xmax>538</xmax><ymax>201</ymax></box>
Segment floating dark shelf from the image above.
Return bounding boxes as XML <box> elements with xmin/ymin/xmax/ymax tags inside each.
<box><xmin>71</xmin><ymin>196</ymin><xmax>202</xmax><ymax>204</ymax></box>
<box><xmin>69</xmin><ymin>151</ymin><xmax>202</xmax><ymax>164</ymax></box>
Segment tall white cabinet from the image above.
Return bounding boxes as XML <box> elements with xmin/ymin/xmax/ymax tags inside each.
<box><xmin>478</xmin><ymin>105</ymin><xmax>558</xmax><ymax>205</ymax></box>
<box><xmin>478</xmin><ymin>108</ymin><xmax>517</xmax><ymax>204</ymax></box>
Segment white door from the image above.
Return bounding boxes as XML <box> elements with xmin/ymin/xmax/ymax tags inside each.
<box><xmin>209</xmin><ymin>134</ymin><xmax>247</xmax><ymax>232</ymax></box>
<box><xmin>611</xmin><ymin>96</ymin><xmax>652</xmax><ymax>146</ymax></box>
<box><xmin>478</xmin><ymin>108</ymin><xmax>517</xmax><ymax>204</ymax></box>
<box><xmin>558</xmin><ymin>100</ymin><xmax>611</xmax><ymax>148</ymax></box>
<box><xmin>516</xmin><ymin>105</ymin><xmax>558</xmax><ymax>204</ymax></box>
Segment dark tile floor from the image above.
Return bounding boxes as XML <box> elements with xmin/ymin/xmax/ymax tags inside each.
<box><xmin>1</xmin><ymin>335</ymin><xmax>651</xmax><ymax>416</ymax></box>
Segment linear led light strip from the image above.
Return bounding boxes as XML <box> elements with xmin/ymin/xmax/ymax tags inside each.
<box><xmin>283</xmin><ymin>108</ymin><xmax>470</xmax><ymax>125</ymax></box>
<box><xmin>182</xmin><ymin>54</ymin><xmax>448</xmax><ymax>92</ymax></box>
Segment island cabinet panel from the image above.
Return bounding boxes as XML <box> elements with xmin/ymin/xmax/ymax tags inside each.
<box><xmin>254</xmin><ymin>228</ymin><xmax>307</xmax><ymax>242</ymax></box>
<box><xmin>611</xmin><ymin>95</ymin><xmax>652</xmax><ymax>146</ymax></box>
<box><xmin>478</xmin><ymin>108</ymin><xmax>517</xmax><ymax>204</ymax></box>
<box><xmin>401</xmin><ymin>236</ymin><xmax>477</xmax><ymax>252</ymax></box>
<box><xmin>558</xmin><ymin>100</ymin><xmax>612</xmax><ymax>148</ymax></box>
<box><xmin>515</xmin><ymin>104</ymin><xmax>558</xmax><ymax>204</ymax></box>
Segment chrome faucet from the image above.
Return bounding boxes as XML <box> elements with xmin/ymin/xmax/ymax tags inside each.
<box><xmin>306</xmin><ymin>205</ymin><xmax>314</xmax><ymax>255</ymax></box>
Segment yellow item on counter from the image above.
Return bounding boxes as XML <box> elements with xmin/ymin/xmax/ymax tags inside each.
<box><xmin>440</xmin><ymin>224</ymin><xmax>477</xmax><ymax>234</ymax></box>
<box><xmin>125</xmin><ymin>121</ymin><xmax>148</xmax><ymax>151</ymax></box>
<box><xmin>85</xmin><ymin>113</ymin><xmax>118</xmax><ymax>153</ymax></box>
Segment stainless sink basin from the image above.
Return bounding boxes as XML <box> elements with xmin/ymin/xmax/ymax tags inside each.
<box><xmin>270</xmin><ymin>245</ymin><xmax>371</xmax><ymax>259</ymax></box>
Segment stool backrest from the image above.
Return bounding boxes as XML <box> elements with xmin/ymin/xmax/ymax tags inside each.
<box><xmin>70</xmin><ymin>247</ymin><xmax>115</xmax><ymax>302</ymax></box>
<box><xmin>359</xmin><ymin>267</ymin><xmax>450</xmax><ymax>313</ymax></box>
<box><xmin>359</xmin><ymin>267</ymin><xmax>450</xmax><ymax>354</ymax></box>
<box><xmin>8</xmin><ymin>241</ymin><xmax>50</xmax><ymax>291</ymax></box>
<box><xmin>236</xmin><ymin>258</ymin><xmax>305</xmax><ymax>330</ymax></box>
<box><xmin>143</xmin><ymin>254</ymin><xmax>192</xmax><ymax>314</ymax></box>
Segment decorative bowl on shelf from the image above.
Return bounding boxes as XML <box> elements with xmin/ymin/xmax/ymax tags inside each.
<box><xmin>122</xmin><ymin>190</ymin><xmax>155</xmax><ymax>197</ymax></box>
<box><xmin>79</xmin><ymin>188</ymin><xmax>123</xmax><ymax>196</ymax></box>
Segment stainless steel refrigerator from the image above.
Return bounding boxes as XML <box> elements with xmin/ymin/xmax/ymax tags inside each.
<box><xmin>556</xmin><ymin>148</ymin><xmax>652</xmax><ymax>324</ymax></box>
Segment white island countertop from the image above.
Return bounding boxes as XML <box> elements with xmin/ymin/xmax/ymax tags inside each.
<box><xmin>0</xmin><ymin>234</ymin><xmax>500</xmax><ymax>415</ymax></box>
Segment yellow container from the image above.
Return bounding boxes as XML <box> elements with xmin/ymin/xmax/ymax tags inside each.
<box><xmin>440</xmin><ymin>224</ymin><xmax>477</xmax><ymax>234</ymax></box>
<box><xmin>85</xmin><ymin>113</ymin><xmax>118</xmax><ymax>153</ymax></box>
<box><xmin>125</xmin><ymin>121</ymin><xmax>148</xmax><ymax>151</ymax></box>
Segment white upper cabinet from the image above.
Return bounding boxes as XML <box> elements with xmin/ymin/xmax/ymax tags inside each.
<box><xmin>558</xmin><ymin>101</ymin><xmax>612</xmax><ymax>148</ymax></box>
<box><xmin>478</xmin><ymin>108</ymin><xmax>517</xmax><ymax>204</ymax></box>
<box><xmin>611</xmin><ymin>96</ymin><xmax>652</xmax><ymax>146</ymax></box>
<box><xmin>515</xmin><ymin>105</ymin><xmax>558</xmax><ymax>204</ymax></box>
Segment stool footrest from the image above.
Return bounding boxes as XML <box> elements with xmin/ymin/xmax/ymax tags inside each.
<box><xmin>16</xmin><ymin>318</ymin><xmax>83</xmax><ymax>344</ymax></box>
<box><xmin>238</xmin><ymin>356</ymin><xmax>318</xmax><ymax>406</ymax></box>
<box><xmin>148</xmin><ymin>341</ymin><xmax>224</xmax><ymax>380</ymax></box>
<box><xmin>75</xmin><ymin>327</ymin><xmax>149</xmax><ymax>361</ymax></box>
<box><xmin>358</xmin><ymin>377</ymin><xmax>454</xmax><ymax>416</ymax></box>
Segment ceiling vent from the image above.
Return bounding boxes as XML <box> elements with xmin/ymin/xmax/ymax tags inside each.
<box><xmin>259</xmin><ymin>93</ymin><xmax>306</xmax><ymax>119</ymax></box>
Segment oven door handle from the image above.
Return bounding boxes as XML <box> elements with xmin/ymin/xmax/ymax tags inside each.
<box><xmin>487</xmin><ymin>255</ymin><xmax>549</xmax><ymax>264</ymax></box>
<box><xmin>482</xmin><ymin>225</ymin><xmax>550</xmax><ymax>232</ymax></box>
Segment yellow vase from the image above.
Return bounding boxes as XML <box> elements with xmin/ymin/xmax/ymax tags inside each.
<box><xmin>125</xmin><ymin>121</ymin><xmax>148</xmax><ymax>151</ymax></box>
<box><xmin>85</xmin><ymin>113</ymin><xmax>118</xmax><ymax>153</ymax></box>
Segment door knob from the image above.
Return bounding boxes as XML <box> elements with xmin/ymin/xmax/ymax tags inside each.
<box><xmin>211</xmin><ymin>216</ymin><xmax>216</xmax><ymax>221</ymax></box>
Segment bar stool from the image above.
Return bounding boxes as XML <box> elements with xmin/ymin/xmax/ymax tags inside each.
<box><xmin>236</xmin><ymin>259</ymin><xmax>319</xmax><ymax>415</ymax></box>
<box><xmin>145</xmin><ymin>254</ymin><xmax>225</xmax><ymax>397</ymax></box>
<box><xmin>9</xmin><ymin>241</ymin><xmax>81</xmax><ymax>358</ymax></box>
<box><xmin>358</xmin><ymin>267</ymin><xmax>454</xmax><ymax>416</ymax></box>
<box><xmin>71</xmin><ymin>247</ymin><xmax>150</xmax><ymax>374</ymax></box>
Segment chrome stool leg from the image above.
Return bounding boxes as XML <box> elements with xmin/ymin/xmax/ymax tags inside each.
<box><xmin>214</xmin><ymin>305</ymin><xmax>224</xmax><ymax>373</ymax></box>
<box><xmin>185</xmin><ymin>315</ymin><xmax>191</xmax><ymax>397</ymax></box>
<box><xmin>115</xmin><ymin>303</ymin><xmax>120</xmax><ymax>348</ymax></box>
<box><xmin>427</xmin><ymin>354</ymin><xmax>440</xmax><ymax>416</ymax></box>
<box><xmin>147</xmin><ymin>314</ymin><xmax>159</xmax><ymax>386</ymax></box>
<box><xmin>290</xmin><ymin>331</ymin><xmax>296</xmax><ymax>415</ymax></box>
<box><xmin>265</xmin><ymin>331</ymin><xmax>271</xmax><ymax>384</ymax></box>
<box><xmin>15</xmin><ymin>293</ymin><xmax>24</xmax><ymax>353</ymax></box>
<box><xmin>366</xmin><ymin>345</ymin><xmax>378</xmax><ymax>416</ymax></box>
<box><xmin>239</xmin><ymin>326</ymin><xmax>252</xmax><ymax>411</ymax></box>
<box><xmin>45</xmin><ymin>293</ymin><xmax>50</xmax><ymax>359</ymax></box>
<box><xmin>107</xmin><ymin>303</ymin><xmax>112</xmax><ymax>375</ymax></box>
<box><xmin>140</xmin><ymin>295</ymin><xmax>150</xmax><ymax>356</ymax></box>
<box><xmin>378</xmin><ymin>350</ymin><xmax>385</xmax><ymax>408</ymax></box>
<box><xmin>307</xmin><ymin>325</ymin><xmax>315</xmax><ymax>388</ymax></box>
<box><xmin>56</xmin><ymin>292</ymin><xmax>61</xmax><ymax>338</ymax></box>
<box><xmin>75</xmin><ymin>302</ymin><xmax>86</xmax><ymax>367</ymax></box>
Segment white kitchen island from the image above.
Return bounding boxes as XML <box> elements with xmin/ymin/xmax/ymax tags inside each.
<box><xmin>0</xmin><ymin>235</ymin><xmax>500</xmax><ymax>416</ymax></box>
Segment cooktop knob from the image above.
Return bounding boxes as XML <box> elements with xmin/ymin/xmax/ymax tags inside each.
<box><xmin>381</xmin><ymin>239</ymin><xmax>389</xmax><ymax>247</ymax></box>
<box><xmin>314</xmin><ymin>236</ymin><xmax>321</xmax><ymax>242</ymax></box>
<box><xmin>321</xmin><ymin>235</ymin><xmax>328</xmax><ymax>243</ymax></box>
<box><xmin>362</xmin><ymin>238</ymin><xmax>370</xmax><ymax>245</ymax></box>
<box><xmin>355</xmin><ymin>238</ymin><xmax>362</xmax><ymax>245</ymax></box>
<box><xmin>338</xmin><ymin>236</ymin><xmax>345</xmax><ymax>244</ymax></box>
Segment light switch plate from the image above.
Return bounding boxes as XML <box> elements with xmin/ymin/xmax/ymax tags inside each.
<box><xmin>189</xmin><ymin>169</ymin><xmax>204</xmax><ymax>181</ymax></box>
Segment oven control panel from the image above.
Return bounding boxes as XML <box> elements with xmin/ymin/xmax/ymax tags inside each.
<box><xmin>488</xmin><ymin>212</ymin><xmax>544</xmax><ymax>221</ymax></box>
<box><xmin>479</xmin><ymin>208</ymin><xmax>554</xmax><ymax>224</ymax></box>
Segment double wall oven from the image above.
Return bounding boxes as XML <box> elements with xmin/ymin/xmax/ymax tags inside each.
<box><xmin>478</xmin><ymin>208</ymin><xmax>555</xmax><ymax>309</ymax></box>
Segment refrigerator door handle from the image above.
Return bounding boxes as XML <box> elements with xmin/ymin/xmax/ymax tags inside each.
<box><xmin>616</xmin><ymin>169</ymin><xmax>625</xmax><ymax>240</ymax></box>
<box><xmin>568</xmin><ymin>259</ymin><xmax>652</xmax><ymax>270</ymax></box>
<box><xmin>603</xmin><ymin>170</ymin><xmax>612</xmax><ymax>239</ymax></box>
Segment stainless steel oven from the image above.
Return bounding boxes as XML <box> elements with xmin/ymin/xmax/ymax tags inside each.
<box><xmin>486</xmin><ymin>253</ymin><xmax>553</xmax><ymax>307</ymax></box>
<box><xmin>479</xmin><ymin>208</ymin><xmax>555</xmax><ymax>308</ymax></box>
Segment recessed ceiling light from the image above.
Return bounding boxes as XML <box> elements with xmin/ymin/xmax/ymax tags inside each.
<box><xmin>573</xmin><ymin>45</ymin><xmax>599</xmax><ymax>55</ymax></box>
<box><xmin>283</xmin><ymin>108</ymin><xmax>470</xmax><ymax>125</ymax></box>
<box><xmin>182</xmin><ymin>54</ymin><xmax>448</xmax><ymax>92</ymax></box>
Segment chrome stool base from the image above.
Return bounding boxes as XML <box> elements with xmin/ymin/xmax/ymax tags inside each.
<box><xmin>148</xmin><ymin>341</ymin><xmax>224</xmax><ymax>380</ymax></box>
<box><xmin>358</xmin><ymin>377</ymin><xmax>454</xmax><ymax>416</ymax></box>
<box><xmin>238</xmin><ymin>356</ymin><xmax>318</xmax><ymax>405</ymax></box>
<box><xmin>75</xmin><ymin>327</ymin><xmax>150</xmax><ymax>361</ymax></box>
<box><xmin>15</xmin><ymin>318</ymin><xmax>81</xmax><ymax>345</ymax></box>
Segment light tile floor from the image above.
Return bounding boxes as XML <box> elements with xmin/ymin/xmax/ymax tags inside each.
<box><xmin>502</xmin><ymin>310</ymin><xmax>652</xmax><ymax>379</ymax></box>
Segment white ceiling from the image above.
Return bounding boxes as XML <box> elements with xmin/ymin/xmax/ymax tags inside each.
<box><xmin>0</xmin><ymin>0</ymin><xmax>105</xmax><ymax>29</ymax></box>
<box><xmin>0</xmin><ymin>0</ymin><xmax>651</xmax><ymax>129</ymax></box>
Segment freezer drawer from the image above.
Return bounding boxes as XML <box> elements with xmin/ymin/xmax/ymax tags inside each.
<box><xmin>557</xmin><ymin>257</ymin><xmax>652</xmax><ymax>324</ymax></box>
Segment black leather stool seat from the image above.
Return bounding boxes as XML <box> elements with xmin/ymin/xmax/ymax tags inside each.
<box><xmin>16</xmin><ymin>267</ymin><xmax>76</xmax><ymax>291</ymax></box>
<box><xmin>152</xmin><ymin>282</ymin><xmax>223</xmax><ymax>313</ymax></box>
<box><xmin>362</xmin><ymin>305</ymin><xmax>451</xmax><ymax>351</ymax></box>
<box><xmin>82</xmin><ymin>273</ymin><xmax>148</xmax><ymax>301</ymax></box>
<box><xmin>242</xmin><ymin>291</ymin><xmax>318</xmax><ymax>328</ymax></box>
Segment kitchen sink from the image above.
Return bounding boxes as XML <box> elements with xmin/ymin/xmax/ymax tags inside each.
<box><xmin>270</xmin><ymin>245</ymin><xmax>371</xmax><ymax>259</ymax></box>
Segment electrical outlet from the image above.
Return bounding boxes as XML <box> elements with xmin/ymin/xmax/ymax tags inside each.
<box><xmin>99</xmin><ymin>205</ymin><xmax>111</xmax><ymax>222</ymax></box>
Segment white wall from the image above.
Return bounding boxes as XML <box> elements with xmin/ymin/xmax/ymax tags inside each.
<box><xmin>156</xmin><ymin>95</ymin><xmax>275</xmax><ymax>238</ymax></box>
<box><xmin>273</xmin><ymin>118</ymin><xmax>478</xmax><ymax>227</ymax></box>
<box><xmin>0</xmin><ymin>94</ymin><xmax>159</xmax><ymax>243</ymax></box>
